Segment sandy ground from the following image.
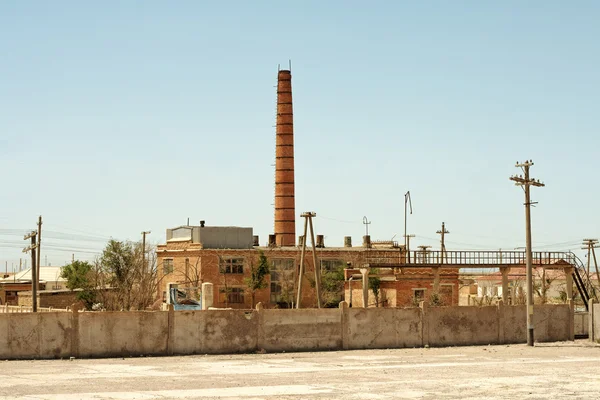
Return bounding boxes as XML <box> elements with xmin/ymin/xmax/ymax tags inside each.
<box><xmin>1</xmin><ymin>340</ymin><xmax>600</xmax><ymax>399</ymax></box>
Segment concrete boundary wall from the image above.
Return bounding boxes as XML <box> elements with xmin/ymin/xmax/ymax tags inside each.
<box><xmin>0</xmin><ymin>302</ymin><xmax>574</xmax><ymax>359</ymax></box>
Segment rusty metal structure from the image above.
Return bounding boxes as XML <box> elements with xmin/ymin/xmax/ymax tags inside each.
<box><xmin>364</xmin><ymin>249</ymin><xmax>598</xmax><ymax>310</ymax></box>
<box><xmin>274</xmin><ymin>69</ymin><xmax>296</xmax><ymax>246</ymax></box>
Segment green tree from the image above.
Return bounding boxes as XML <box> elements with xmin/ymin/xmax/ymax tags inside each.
<box><xmin>369</xmin><ymin>269</ymin><xmax>381</xmax><ymax>307</ymax></box>
<box><xmin>97</xmin><ymin>239</ymin><xmax>158</xmax><ymax>311</ymax></box>
<box><xmin>60</xmin><ymin>260</ymin><xmax>96</xmax><ymax>309</ymax></box>
<box><xmin>245</xmin><ymin>250</ymin><xmax>270</xmax><ymax>308</ymax></box>
<box><xmin>321</xmin><ymin>263</ymin><xmax>345</xmax><ymax>308</ymax></box>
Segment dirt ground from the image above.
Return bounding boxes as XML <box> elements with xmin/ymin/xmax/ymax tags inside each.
<box><xmin>1</xmin><ymin>340</ymin><xmax>599</xmax><ymax>399</ymax></box>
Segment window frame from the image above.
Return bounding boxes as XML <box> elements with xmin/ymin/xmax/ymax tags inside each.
<box><xmin>220</xmin><ymin>258</ymin><xmax>245</xmax><ymax>274</ymax></box>
<box><xmin>163</xmin><ymin>259</ymin><xmax>174</xmax><ymax>274</ymax></box>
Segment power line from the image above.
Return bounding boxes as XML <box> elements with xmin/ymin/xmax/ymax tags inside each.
<box><xmin>319</xmin><ymin>215</ymin><xmax>361</xmax><ymax>224</ymax></box>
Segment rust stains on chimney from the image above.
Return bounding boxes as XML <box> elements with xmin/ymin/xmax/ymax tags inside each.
<box><xmin>274</xmin><ymin>69</ymin><xmax>296</xmax><ymax>246</ymax></box>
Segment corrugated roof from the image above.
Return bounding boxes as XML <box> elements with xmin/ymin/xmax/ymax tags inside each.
<box><xmin>0</xmin><ymin>266</ymin><xmax>65</xmax><ymax>283</ymax></box>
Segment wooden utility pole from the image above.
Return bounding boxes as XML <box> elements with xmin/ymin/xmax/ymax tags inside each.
<box><xmin>141</xmin><ymin>231</ymin><xmax>151</xmax><ymax>272</ymax></box>
<box><xmin>582</xmin><ymin>239</ymin><xmax>599</xmax><ymax>284</ymax></box>
<box><xmin>23</xmin><ymin>230</ymin><xmax>38</xmax><ymax>312</ymax></box>
<box><xmin>37</xmin><ymin>215</ymin><xmax>42</xmax><ymax>274</ymax></box>
<box><xmin>296</xmin><ymin>217</ymin><xmax>309</xmax><ymax>309</ymax></box>
<box><xmin>296</xmin><ymin>212</ymin><xmax>321</xmax><ymax>308</ymax></box>
<box><xmin>436</xmin><ymin>222</ymin><xmax>449</xmax><ymax>264</ymax></box>
<box><xmin>510</xmin><ymin>160</ymin><xmax>545</xmax><ymax>347</ymax></box>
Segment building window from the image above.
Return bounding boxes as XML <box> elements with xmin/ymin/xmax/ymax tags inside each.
<box><xmin>163</xmin><ymin>259</ymin><xmax>174</xmax><ymax>274</ymax></box>
<box><xmin>220</xmin><ymin>258</ymin><xmax>244</xmax><ymax>274</ymax></box>
<box><xmin>270</xmin><ymin>259</ymin><xmax>295</xmax><ymax>304</ymax></box>
<box><xmin>220</xmin><ymin>287</ymin><xmax>244</xmax><ymax>304</ymax></box>
<box><xmin>320</xmin><ymin>259</ymin><xmax>345</xmax><ymax>272</ymax></box>
<box><xmin>413</xmin><ymin>288</ymin><xmax>426</xmax><ymax>302</ymax></box>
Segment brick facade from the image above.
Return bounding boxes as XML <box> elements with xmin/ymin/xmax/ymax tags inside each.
<box><xmin>17</xmin><ymin>289</ymin><xmax>81</xmax><ymax>309</ymax></box>
<box><xmin>157</xmin><ymin>240</ymin><xmax>460</xmax><ymax>309</ymax></box>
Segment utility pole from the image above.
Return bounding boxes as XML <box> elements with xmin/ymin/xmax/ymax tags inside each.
<box><xmin>23</xmin><ymin>230</ymin><xmax>38</xmax><ymax>312</ymax></box>
<box><xmin>296</xmin><ymin>212</ymin><xmax>321</xmax><ymax>309</ymax></box>
<box><xmin>510</xmin><ymin>160</ymin><xmax>544</xmax><ymax>346</ymax></box>
<box><xmin>37</xmin><ymin>216</ymin><xmax>42</xmax><ymax>276</ymax></box>
<box><xmin>582</xmin><ymin>239</ymin><xmax>599</xmax><ymax>289</ymax></box>
<box><xmin>141</xmin><ymin>231</ymin><xmax>151</xmax><ymax>272</ymax></box>
<box><xmin>436</xmin><ymin>222</ymin><xmax>449</xmax><ymax>264</ymax></box>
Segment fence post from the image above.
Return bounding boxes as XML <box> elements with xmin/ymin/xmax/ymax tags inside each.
<box><xmin>71</xmin><ymin>304</ymin><xmax>80</xmax><ymax>358</ymax></box>
<box><xmin>497</xmin><ymin>300</ymin><xmax>505</xmax><ymax>344</ymax></box>
<box><xmin>339</xmin><ymin>301</ymin><xmax>349</xmax><ymax>350</ymax></box>
<box><xmin>568</xmin><ymin>299</ymin><xmax>575</xmax><ymax>341</ymax></box>
<box><xmin>167</xmin><ymin>304</ymin><xmax>174</xmax><ymax>356</ymax></box>
<box><xmin>589</xmin><ymin>299</ymin><xmax>596</xmax><ymax>342</ymax></box>
<box><xmin>420</xmin><ymin>301</ymin><xmax>428</xmax><ymax>347</ymax></box>
<box><xmin>256</xmin><ymin>302</ymin><xmax>264</xmax><ymax>353</ymax></box>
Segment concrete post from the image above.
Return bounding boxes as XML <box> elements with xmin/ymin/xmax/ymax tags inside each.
<box><xmin>497</xmin><ymin>300</ymin><xmax>505</xmax><ymax>344</ymax></box>
<box><xmin>432</xmin><ymin>267</ymin><xmax>440</xmax><ymax>294</ymax></box>
<box><xmin>166</xmin><ymin>303</ymin><xmax>175</xmax><ymax>356</ymax></box>
<box><xmin>339</xmin><ymin>301</ymin><xmax>349</xmax><ymax>350</ymax></box>
<box><xmin>564</xmin><ymin>267</ymin><xmax>574</xmax><ymax>302</ymax></box>
<box><xmin>420</xmin><ymin>301</ymin><xmax>428</xmax><ymax>347</ymax></box>
<box><xmin>201</xmin><ymin>282</ymin><xmax>214</xmax><ymax>310</ymax></box>
<box><xmin>70</xmin><ymin>306</ymin><xmax>80</xmax><ymax>358</ymax></box>
<box><xmin>500</xmin><ymin>267</ymin><xmax>510</xmax><ymax>304</ymax></box>
<box><xmin>256</xmin><ymin>302</ymin><xmax>264</xmax><ymax>352</ymax></box>
<box><xmin>589</xmin><ymin>299</ymin><xmax>596</xmax><ymax>342</ymax></box>
<box><xmin>360</xmin><ymin>268</ymin><xmax>369</xmax><ymax>308</ymax></box>
<box><xmin>568</xmin><ymin>299</ymin><xmax>575</xmax><ymax>341</ymax></box>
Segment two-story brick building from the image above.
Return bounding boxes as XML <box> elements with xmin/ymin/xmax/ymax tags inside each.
<box><xmin>156</xmin><ymin>223</ymin><xmax>460</xmax><ymax>309</ymax></box>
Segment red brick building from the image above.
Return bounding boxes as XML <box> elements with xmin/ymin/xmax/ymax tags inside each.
<box><xmin>156</xmin><ymin>224</ymin><xmax>459</xmax><ymax>309</ymax></box>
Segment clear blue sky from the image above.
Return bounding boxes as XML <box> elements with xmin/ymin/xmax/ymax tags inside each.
<box><xmin>1</xmin><ymin>1</ymin><xmax>599</xmax><ymax>269</ymax></box>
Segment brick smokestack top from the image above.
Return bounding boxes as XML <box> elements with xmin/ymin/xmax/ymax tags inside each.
<box><xmin>274</xmin><ymin>69</ymin><xmax>296</xmax><ymax>246</ymax></box>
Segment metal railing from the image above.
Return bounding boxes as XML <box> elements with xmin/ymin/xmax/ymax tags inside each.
<box><xmin>0</xmin><ymin>305</ymin><xmax>71</xmax><ymax>313</ymax></box>
<box><xmin>365</xmin><ymin>249</ymin><xmax>599</xmax><ymax>309</ymax></box>
<box><xmin>368</xmin><ymin>250</ymin><xmax>583</xmax><ymax>268</ymax></box>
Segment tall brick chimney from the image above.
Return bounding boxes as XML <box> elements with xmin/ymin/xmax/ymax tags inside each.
<box><xmin>274</xmin><ymin>70</ymin><xmax>296</xmax><ymax>246</ymax></box>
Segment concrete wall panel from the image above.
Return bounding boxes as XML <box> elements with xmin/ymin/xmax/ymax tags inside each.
<box><xmin>348</xmin><ymin>308</ymin><xmax>421</xmax><ymax>349</ymax></box>
<box><xmin>0</xmin><ymin>313</ymin><xmax>72</xmax><ymax>359</ymax></box>
<box><xmin>593</xmin><ymin>303</ymin><xmax>600</xmax><ymax>342</ymax></box>
<box><xmin>78</xmin><ymin>312</ymin><xmax>168</xmax><ymax>358</ymax></box>
<box><xmin>259</xmin><ymin>309</ymin><xmax>341</xmax><ymax>352</ymax></box>
<box><xmin>173</xmin><ymin>310</ymin><xmax>204</xmax><ymax>354</ymax></box>
<box><xmin>426</xmin><ymin>306</ymin><xmax>498</xmax><ymax>347</ymax></box>
<box><xmin>574</xmin><ymin>312</ymin><xmax>588</xmax><ymax>337</ymax></box>
<box><xmin>503</xmin><ymin>305</ymin><xmax>526</xmax><ymax>343</ymax></box>
<box><xmin>534</xmin><ymin>304</ymin><xmax>570</xmax><ymax>342</ymax></box>
<box><xmin>201</xmin><ymin>310</ymin><xmax>257</xmax><ymax>354</ymax></box>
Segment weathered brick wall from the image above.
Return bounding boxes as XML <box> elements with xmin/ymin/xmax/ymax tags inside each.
<box><xmin>156</xmin><ymin>244</ymin><xmax>459</xmax><ymax>309</ymax></box>
<box><xmin>18</xmin><ymin>291</ymin><xmax>80</xmax><ymax>309</ymax></box>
